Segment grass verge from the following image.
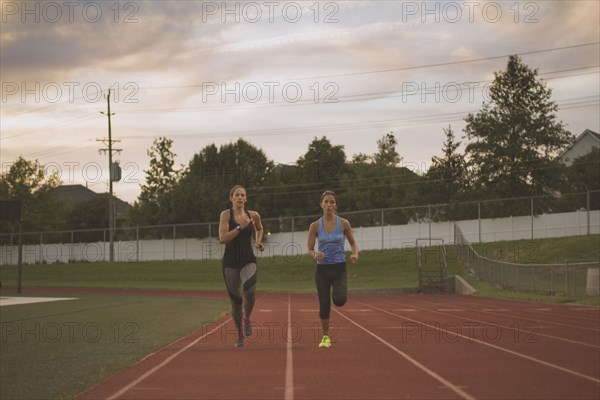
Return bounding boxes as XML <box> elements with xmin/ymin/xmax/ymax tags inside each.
<box><xmin>0</xmin><ymin>293</ymin><xmax>227</xmax><ymax>400</ymax></box>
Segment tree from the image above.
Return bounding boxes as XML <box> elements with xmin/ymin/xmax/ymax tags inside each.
<box><xmin>297</xmin><ymin>136</ymin><xmax>346</xmax><ymax>182</ymax></box>
<box><xmin>464</xmin><ymin>55</ymin><xmax>573</xmax><ymax>215</ymax></box>
<box><xmin>141</xmin><ymin>137</ymin><xmax>179</xmax><ymax>202</ymax></box>
<box><xmin>0</xmin><ymin>156</ymin><xmax>66</xmax><ymax>232</ymax></box>
<box><xmin>128</xmin><ymin>137</ymin><xmax>181</xmax><ymax>226</ymax></box>
<box><xmin>351</xmin><ymin>152</ymin><xmax>370</xmax><ymax>164</ymax></box>
<box><xmin>419</xmin><ymin>126</ymin><xmax>469</xmax><ymax>220</ymax></box>
<box><xmin>169</xmin><ymin>139</ymin><xmax>274</xmax><ymax>225</ymax></box>
<box><xmin>373</xmin><ymin>132</ymin><xmax>402</xmax><ymax>167</ymax></box>
<box><xmin>294</xmin><ymin>136</ymin><xmax>347</xmax><ymax>214</ymax></box>
<box><xmin>562</xmin><ymin>147</ymin><xmax>600</xmax><ymax>210</ymax></box>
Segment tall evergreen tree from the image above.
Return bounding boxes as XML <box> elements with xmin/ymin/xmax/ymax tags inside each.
<box><xmin>373</xmin><ymin>132</ymin><xmax>402</xmax><ymax>167</ymax></box>
<box><xmin>464</xmin><ymin>55</ymin><xmax>573</xmax><ymax>214</ymax></box>
<box><xmin>420</xmin><ymin>126</ymin><xmax>468</xmax><ymax>220</ymax></box>
<box><xmin>128</xmin><ymin>137</ymin><xmax>180</xmax><ymax>225</ymax></box>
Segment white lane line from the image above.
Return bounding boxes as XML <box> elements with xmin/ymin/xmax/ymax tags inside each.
<box><xmin>333</xmin><ymin>308</ymin><xmax>476</xmax><ymax>400</ymax></box>
<box><xmin>475</xmin><ymin>308</ymin><xmax>599</xmax><ymax>332</ymax></box>
<box><xmin>105</xmin><ymin>318</ymin><xmax>231</xmax><ymax>400</ymax></box>
<box><xmin>363</xmin><ymin>302</ymin><xmax>600</xmax><ymax>384</ymax></box>
<box><xmin>285</xmin><ymin>293</ymin><xmax>294</xmax><ymax>400</ymax></box>
<box><xmin>0</xmin><ymin>297</ymin><xmax>77</xmax><ymax>306</ymax></box>
<box><xmin>417</xmin><ymin>304</ymin><xmax>600</xmax><ymax>349</ymax></box>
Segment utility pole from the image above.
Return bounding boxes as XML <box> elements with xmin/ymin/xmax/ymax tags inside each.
<box><xmin>98</xmin><ymin>89</ymin><xmax>122</xmax><ymax>262</ymax></box>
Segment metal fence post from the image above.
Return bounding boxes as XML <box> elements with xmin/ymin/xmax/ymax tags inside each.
<box><xmin>531</xmin><ymin>197</ymin><xmax>534</xmax><ymax>239</ymax></box>
<box><xmin>70</xmin><ymin>231</ymin><xmax>74</xmax><ymax>263</ymax></box>
<box><xmin>587</xmin><ymin>190</ymin><xmax>591</xmax><ymax>236</ymax></box>
<box><xmin>478</xmin><ymin>202</ymin><xmax>481</xmax><ymax>243</ymax></box>
<box><xmin>39</xmin><ymin>232</ymin><xmax>43</xmax><ymax>263</ymax></box>
<box><xmin>136</xmin><ymin>226</ymin><xmax>140</xmax><ymax>262</ymax></box>
<box><xmin>381</xmin><ymin>209</ymin><xmax>384</xmax><ymax>250</ymax></box>
<box><xmin>564</xmin><ymin>264</ymin><xmax>568</xmax><ymax>296</ymax></box>
<box><xmin>428</xmin><ymin>204</ymin><xmax>432</xmax><ymax>244</ymax></box>
<box><xmin>173</xmin><ymin>225</ymin><xmax>176</xmax><ymax>260</ymax></box>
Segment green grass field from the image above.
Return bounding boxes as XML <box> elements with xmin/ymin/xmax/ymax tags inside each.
<box><xmin>0</xmin><ymin>235</ymin><xmax>598</xmax><ymax>297</ymax></box>
<box><xmin>0</xmin><ymin>293</ymin><xmax>227</xmax><ymax>400</ymax></box>
<box><xmin>0</xmin><ymin>248</ymin><xmax>420</xmax><ymax>292</ymax></box>
<box><xmin>0</xmin><ymin>235</ymin><xmax>598</xmax><ymax>399</ymax></box>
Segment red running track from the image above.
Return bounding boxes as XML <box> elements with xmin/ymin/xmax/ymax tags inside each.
<box><xmin>77</xmin><ymin>293</ymin><xmax>600</xmax><ymax>400</ymax></box>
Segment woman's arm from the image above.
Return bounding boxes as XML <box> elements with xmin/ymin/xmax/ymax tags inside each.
<box><xmin>218</xmin><ymin>210</ymin><xmax>240</xmax><ymax>244</ymax></box>
<box><xmin>342</xmin><ymin>218</ymin><xmax>359</xmax><ymax>262</ymax></box>
<box><xmin>307</xmin><ymin>222</ymin><xmax>322</xmax><ymax>261</ymax></box>
<box><xmin>251</xmin><ymin>211</ymin><xmax>265</xmax><ymax>251</ymax></box>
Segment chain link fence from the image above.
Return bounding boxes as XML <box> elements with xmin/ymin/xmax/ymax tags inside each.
<box><xmin>1</xmin><ymin>191</ymin><xmax>598</xmax><ymax>266</ymax></box>
<box><xmin>454</xmin><ymin>224</ymin><xmax>599</xmax><ymax>297</ymax></box>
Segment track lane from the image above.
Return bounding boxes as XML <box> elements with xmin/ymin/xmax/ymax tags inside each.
<box><xmin>347</xmin><ymin>294</ymin><xmax>600</xmax><ymax>400</ymax></box>
<box><xmin>398</xmin><ymin>295</ymin><xmax>600</xmax><ymax>349</ymax></box>
<box><xmin>290</xmin><ymin>293</ymin><xmax>476</xmax><ymax>400</ymax></box>
<box><xmin>76</xmin><ymin>292</ymin><xmax>600</xmax><ymax>400</ymax></box>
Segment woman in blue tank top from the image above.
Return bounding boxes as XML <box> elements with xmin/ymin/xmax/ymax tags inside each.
<box><xmin>307</xmin><ymin>190</ymin><xmax>359</xmax><ymax>348</ymax></box>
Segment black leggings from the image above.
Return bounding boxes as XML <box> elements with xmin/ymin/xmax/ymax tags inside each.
<box><xmin>223</xmin><ymin>263</ymin><xmax>257</xmax><ymax>335</ymax></box>
<box><xmin>315</xmin><ymin>263</ymin><xmax>347</xmax><ymax>319</ymax></box>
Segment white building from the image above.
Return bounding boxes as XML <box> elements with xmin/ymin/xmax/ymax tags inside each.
<box><xmin>557</xmin><ymin>129</ymin><xmax>600</xmax><ymax>166</ymax></box>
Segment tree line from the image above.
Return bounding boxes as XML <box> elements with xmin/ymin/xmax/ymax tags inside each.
<box><xmin>1</xmin><ymin>56</ymin><xmax>598</xmax><ymax>234</ymax></box>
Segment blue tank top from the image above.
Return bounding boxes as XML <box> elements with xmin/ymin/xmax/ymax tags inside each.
<box><xmin>317</xmin><ymin>216</ymin><xmax>346</xmax><ymax>265</ymax></box>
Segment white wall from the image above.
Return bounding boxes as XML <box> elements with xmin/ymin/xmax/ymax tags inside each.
<box><xmin>1</xmin><ymin>210</ymin><xmax>598</xmax><ymax>265</ymax></box>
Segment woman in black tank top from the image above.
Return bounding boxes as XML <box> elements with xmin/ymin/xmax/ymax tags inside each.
<box><xmin>218</xmin><ymin>185</ymin><xmax>265</xmax><ymax>347</ymax></box>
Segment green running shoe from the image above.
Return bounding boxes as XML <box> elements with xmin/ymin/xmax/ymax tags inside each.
<box><xmin>318</xmin><ymin>335</ymin><xmax>331</xmax><ymax>348</ymax></box>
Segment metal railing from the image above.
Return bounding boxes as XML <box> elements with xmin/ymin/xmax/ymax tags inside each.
<box><xmin>454</xmin><ymin>224</ymin><xmax>599</xmax><ymax>297</ymax></box>
<box><xmin>1</xmin><ymin>191</ymin><xmax>598</xmax><ymax>265</ymax></box>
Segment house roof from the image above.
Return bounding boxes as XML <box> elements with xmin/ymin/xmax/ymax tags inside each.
<box><xmin>52</xmin><ymin>184</ymin><xmax>98</xmax><ymax>204</ymax></box>
<box><xmin>579</xmin><ymin>129</ymin><xmax>600</xmax><ymax>142</ymax></box>
<box><xmin>52</xmin><ymin>184</ymin><xmax>130</xmax><ymax>216</ymax></box>
<box><xmin>557</xmin><ymin>129</ymin><xmax>600</xmax><ymax>160</ymax></box>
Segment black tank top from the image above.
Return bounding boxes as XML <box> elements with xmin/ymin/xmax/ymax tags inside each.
<box><xmin>222</xmin><ymin>208</ymin><xmax>257</xmax><ymax>268</ymax></box>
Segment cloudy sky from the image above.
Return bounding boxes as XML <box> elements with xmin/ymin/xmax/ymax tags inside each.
<box><xmin>1</xmin><ymin>0</ymin><xmax>598</xmax><ymax>203</ymax></box>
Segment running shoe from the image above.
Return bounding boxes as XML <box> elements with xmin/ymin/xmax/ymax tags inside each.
<box><xmin>235</xmin><ymin>334</ymin><xmax>245</xmax><ymax>348</ymax></box>
<box><xmin>243</xmin><ymin>317</ymin><xmax>253</xmax><ymax>336</ymax></box>
<box><xmin>318</xmin><ymin>335</ymin><xmax>331</xmax><ymax>348</ymax></box>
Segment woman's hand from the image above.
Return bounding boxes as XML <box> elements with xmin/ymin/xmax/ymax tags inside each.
<box><xmin>255</xmin><ymin>242</ymin><xmax>265</xmax><ymax>251</ymax></box>
<box><xmin>350</xmin><ymin>254</ymin><xmax>358</xmax><ymax>263</ymax></box>
<box><xmin>239</xmin><ymin>212</ymin><xmax>253</xmax><ymax>229</ymax></box>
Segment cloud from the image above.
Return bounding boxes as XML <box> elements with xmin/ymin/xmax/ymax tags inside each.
<box><xmin>1</xmin><ymin>0</ymin><xmax>598</xmax><ymax>203</ymax></box>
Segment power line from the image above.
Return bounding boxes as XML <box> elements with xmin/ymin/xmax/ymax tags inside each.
<box><xmin>134</xmin><ymin>43</ymin><xmax>599</xmax><ymax>88</ymax></box>
<box><xmin>4</xmin><ymin>95</ymin><xmax>596</xmax><ymax>162</ymax></box>
<box><xmin>246</xmin><ymin>159</ymin><xmax>600</xmax><ymax>198</ymax></box>
<box><xmin>117</xmin><ymin>95</ymin><xmax>598</xmax><ymax>140</ymax></box>
<box><xmin>4</xmin><ymin>42</ymin><xmax>595</xmax><ymax>122</ymax></box>
<box><xmin>289</xmin><ymin>42</ymin><xmax>600</xmax><ymax>80</ymax></box>
<box><xmin>118</xmin><ymin>66</ymin><xmax>599</xmax><ymax>114</ymax></box>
